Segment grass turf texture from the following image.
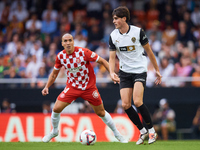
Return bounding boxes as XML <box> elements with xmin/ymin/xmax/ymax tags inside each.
<box><xmin>0</xmin><ymin>141</ymin><xmax>200</xmax><ymax>150</ymax></box>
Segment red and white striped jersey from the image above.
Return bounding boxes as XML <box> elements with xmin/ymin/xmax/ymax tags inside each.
<box><xmin>54</xmin><ymin>46</ymin><xmax>99</xmax><ymax>90</ymax></box>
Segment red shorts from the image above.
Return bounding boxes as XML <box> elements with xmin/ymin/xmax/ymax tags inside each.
<box><xmin>57</xmin><ymin>86</ymin><xmax>102</xmax><ymax>106</ymax></box>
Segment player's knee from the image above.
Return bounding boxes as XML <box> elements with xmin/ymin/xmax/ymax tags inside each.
<box><xmin>122</xmin><ymin>103</ymin><xmax>131</xmax><ymax>110</ymax></box>
<box><xmin>52</xmin><ymin>107</ymin><xmax>62</xmax><ymax>113</ymax></box>
<box><xmin>96</xmin><ymin>110</ymin><xmax>105</xmax><ymax>117</ymax></box>
<box><xmin>134</xmin><ymin>101</ymin><xmax>143</xmax><ymax>107</ymax></box>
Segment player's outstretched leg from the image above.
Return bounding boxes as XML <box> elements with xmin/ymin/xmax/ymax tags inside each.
<box><xmin>42</xmin><ymin>111</ymin><xmax>60</xmax><ymax>142</ymax></box>
<box><xmin>100</xmin><ymin>110</ymin><xmax>128</xmax><ymax>143</ymax></box>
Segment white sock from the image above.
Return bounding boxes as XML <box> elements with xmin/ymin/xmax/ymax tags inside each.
<box><xmin>140</xmin><ymin>127</ymin><xmax>147</xmax><ymax>134</ymax></box>
<box><xmin>51</xmin><ymin>111</ymin><xmax>60</xmax><ymax>133</ymax></box>
<box><xmin>100</xmin><ymin>110</ymin><xmax>119</xmax><ymax>135</ymax></box>
<box><xmin>148</xmin><ymin>127</ymin><xmax>155</xmax><ymax>133</ymax></box>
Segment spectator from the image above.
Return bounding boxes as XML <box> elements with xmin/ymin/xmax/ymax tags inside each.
<box><xmin>146</xmin><ymin>20</ymin><xmax>162</xmax><ymax>41</ymax></box>
<box><xmin>95</xmin><ymin>40</ymin><xmax>109</xmax><ymax>61</ymax></box>
<box><xmin>101</xmin><ymin>10</ymin><xmax>114</xmax><ymax>42</ymax></box>
<box><xmin>25</xmin><ymin>13</ymin><xmax>42</xmax><ymax>34</ymax></box>
<box><xmin>71</xmin><ymin>23</ymin><xmax>88</xmax><ymax>41</ymax></box>
<box><xmin>160</xmin><ymin>14</ymin><xmax>178</xmax><ymax>31</ymax></box>
<box><xmin>192</xmin><ymin>105</ymin><xmax>200</xmax><ymax>139</ymax></box>
<box><xmin>10</xmin><ymin>0</ymin><xmax>27</xmax><ymax>11</ymax></box>
<box><xmin>58</xmin><ymin>2</ymin><xmax>73</xmax><ymax>24</ymax></box>
<box><xmin>8</xmin><ymin>2</ymin><xmax>28</xmax><ymax>22</ymax></box>
<box><xmin>74</xmin><ymin>32</ymin><xmax>87</xmax><ymax>48</ymax></box>
<box><xmin>114</xmin><ymin>99</ymin><xmax>125</xmax><ymax>114</ymax></box>
<box><xmin>23</xmin><ymin>33</ymin><xmax>37</xmax><ymax>57</ymax></box>
<box><xmin>6</xmin><ymin>15</ymin><xmax>24</xmax><ymax>41</ymax></box>
<box><xmin>173</xmin><ymin>55</ymin><xmax>193</xmax><ymax>87</ymax></box>
<box><xmin>46</xmin><ymin>43</ymin><xmax>59</xmax><ymax>59</ymax></box>
<box><xmin>191</xmin><ymin>65</ymin><xmax>200</xmax><ymax>87</ymax></box>
<box><xmin>176</xmin><ymin>21</ymin><xmax>194</xmax><ymax>54</ymax></box>
<box><xmin>42</xmin><ymin>34</ymin><xmax>51</xmax><ymax>54</ymax></box>
<box><xmin>59</xmin><ymin>15</ymin><xmax>71</xmax><ymax>33</ymax></box>
<box><xmin>149</xmin><ymin>32</ymin><xmax>162</xmax><ymax>56</ymax></box>
<box><xmin>37</xmin><ymin>64</ymin><xmax>48</xmax><ymax>78</ymax></box>
<box><xmin>87</xmin><ymin>25</ymin><xmax>103</xmax><ymax>51</ymax></box>
<box><xmin>25</xmin><ymin>55</ymin><xmax>42</xmax><ymax>78</ymax></box>
<box><xmin>183</xmin><ymin>11</ymin><xmax>195</xmax><ymax>32</ymax></box>
<box><xmin>145</xmin><ymin>2</ymin><xmax>160</xmax><ymax>29</ymax></box>
<box><xmin>41</xmin><ymin>12</ymin><xmax>57</xmax><ymax>38</ymax></box>
<box><xmin>42</xmin><ymin>2</ymin><xmax>58</xmax><ymax>21</ymax></box>
<box><xmin>0</xmin><ymin>98</ymin><xmax>16</xmax><ymax>113</ymax></box>
<box><xmin>159</xmin><ymin>56</ymin><xmax>174</xmax><ymax>87</ymax></box>
<box><xmin>6</xmin><ymin>33</ymin><xmax>20</xmax><ymax>58</ymax></box>
<box><xmin>79</xmin><ymin>101</ymin><xmax>94</xmax><ymax>113</ymax></box>
<box><xmin>161</xmin><ymin>23</ymin><xmax>177</xmax><ymax>47</ymax></box>
<box><xmin>191</xmin><ymin>5</ymin><xmax>200</xmax><ymax>27</ymax></box>
<box><xmin>30</xmin><ymin>41</ymin><xmax>44</xmax><ymax>63</ymax></box>
<box><xmin>86</xmin><ymin>0</ymin><xmax>102</xmax><ymax>19</ymax></box>
<box><xmin>152</xmin><ymin>98</ymin><xmax>176</xmax><ymax>140</ymax></box>
<box><xmin>42</xmin><ymin>100</ymin><xmax>52</xmax><ymax>114</ymax></box>
<box><xmin>0</xmin><ymin>2</ymin><xmax>10</xmax><ymax>31</ymax></box>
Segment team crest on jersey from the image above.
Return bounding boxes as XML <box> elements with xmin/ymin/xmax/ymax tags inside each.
<box><xmin>131</xmin><ymin>37</ymin><xmax>136</xmax><ymax>43</ymax></box>
<box><xmin>76</xmin><ymin>58</ymin><xmax>81</xmax><ymax>63</ymax></box>
<box><xmin>92</xmin><ymin>90</ymin><xmax>99</xmax><ymax>99</ymax></box>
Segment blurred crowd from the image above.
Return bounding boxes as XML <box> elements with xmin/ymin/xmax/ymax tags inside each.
<box><xmin>0</xmin><ymin>0</ymin><xmax>200</xmax><ymax>88</ymax></box>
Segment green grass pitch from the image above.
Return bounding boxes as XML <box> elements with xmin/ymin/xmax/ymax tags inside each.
<box><xmin>0</xmin><ymin>140</ymin><xmax>200</xmax><ymax>150</ymax></box>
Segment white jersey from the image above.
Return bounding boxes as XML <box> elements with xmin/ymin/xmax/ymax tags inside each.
<box><xmin>109</xmin><ymin>25</ymin><xmax>148</xmax><ymax>73</ymax></box>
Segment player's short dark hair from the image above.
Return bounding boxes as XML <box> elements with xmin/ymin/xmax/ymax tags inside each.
<box><xmin>112</xmin><ymin>6</ymin><xmax>130</xmax><ymax>23</ymax></box>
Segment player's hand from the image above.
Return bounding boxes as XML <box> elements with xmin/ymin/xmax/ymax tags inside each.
<box><xmin>42</xmin><ymin>87</ymin><xmax>49</xmax><ymax>96</ymax></box>
<box><xmin>155</xmin><ymin>71</ymin><xmax>162</xmax><ymax>85</ymax></box>
<box><xmin>110</xmin><ymin>72</ymin><xmax>120</xmax><ymax>84</ymax></box>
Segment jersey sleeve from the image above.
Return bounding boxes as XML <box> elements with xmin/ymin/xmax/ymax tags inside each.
<box><xmin>109</xmin><ymin>36</ymin><xmax>116</xmax><ymax>51</ymax></box>
<box><xmin>54</xmin><ymin>55</ymin><xmax>62</xmax><ymax>70</ymax></box>
<box><xmin>139</xmin><ymin>29</ymin><xmax>149</xmax><ymax>46</ymax></box>
<box><xmin>84</xmin><ymin>48</ymin><xmax>99</xmax><ymax>62</ymax></box>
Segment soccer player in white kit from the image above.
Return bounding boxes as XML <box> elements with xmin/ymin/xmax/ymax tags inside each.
<box><xmin>41</xmin><ymin>33</ymin><xmax>127</xmax><ymax>143</ymax></box>
<box><xmin>109</xmin><ymin>6</ymin><xmax>162</xmax><ymax>145</ymax></box>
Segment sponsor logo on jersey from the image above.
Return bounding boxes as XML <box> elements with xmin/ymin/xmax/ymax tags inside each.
<box><xmin>119</xmin><ymin>46</ymin><xmax>135</xmax><ymax>51</ymax></box>
<box><xmin>131</xmin><ymin>37</ymin><xmax>136</xmax><ymax>43</ymax></box>
<box><xmin>67</xmin><ymin>66</ymin><xmax>82</xmax><ymax>73</ymax></box>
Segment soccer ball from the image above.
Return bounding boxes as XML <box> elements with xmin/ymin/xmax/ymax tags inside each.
<box><xmin>79</xmin><ymin>129</ymin><xmax>96</xmax><ymax>145</ymax></box>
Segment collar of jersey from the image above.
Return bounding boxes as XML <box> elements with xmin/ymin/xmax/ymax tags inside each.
<box><xmin>64</xmin><ymin>47</ymin><xmax>77</xmax><ymax>56</ymax></box>
<box><xmin>119</xmin><ymin>25</ymin><xmax>130</xmax><ymax>35</ymax></box>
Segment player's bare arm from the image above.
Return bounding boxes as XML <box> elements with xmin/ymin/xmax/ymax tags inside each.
<box><xmin>109</xmin><ymin>51</ymin><xmax>120</xmax><ymax>84</ymax></box>
<box><xmin>143</xmin><ymin>43</ymin><xmax>162</xmax><ymax>85</ymax></box>
<box><xmin>97</xmin><ymin>56</ymin><xmax>110</xmax><ymax>73</ymax></box>
<box><xmin>42</xmin><ymin>69</ymin><xmax>60</xmax><ymax>96</ymax></box>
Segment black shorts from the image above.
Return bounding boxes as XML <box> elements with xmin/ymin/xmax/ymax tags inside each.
<box><xmin>118</xmin><ymin>70</ymin><xmax>147</xmax><ymax>89</ymax></box>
